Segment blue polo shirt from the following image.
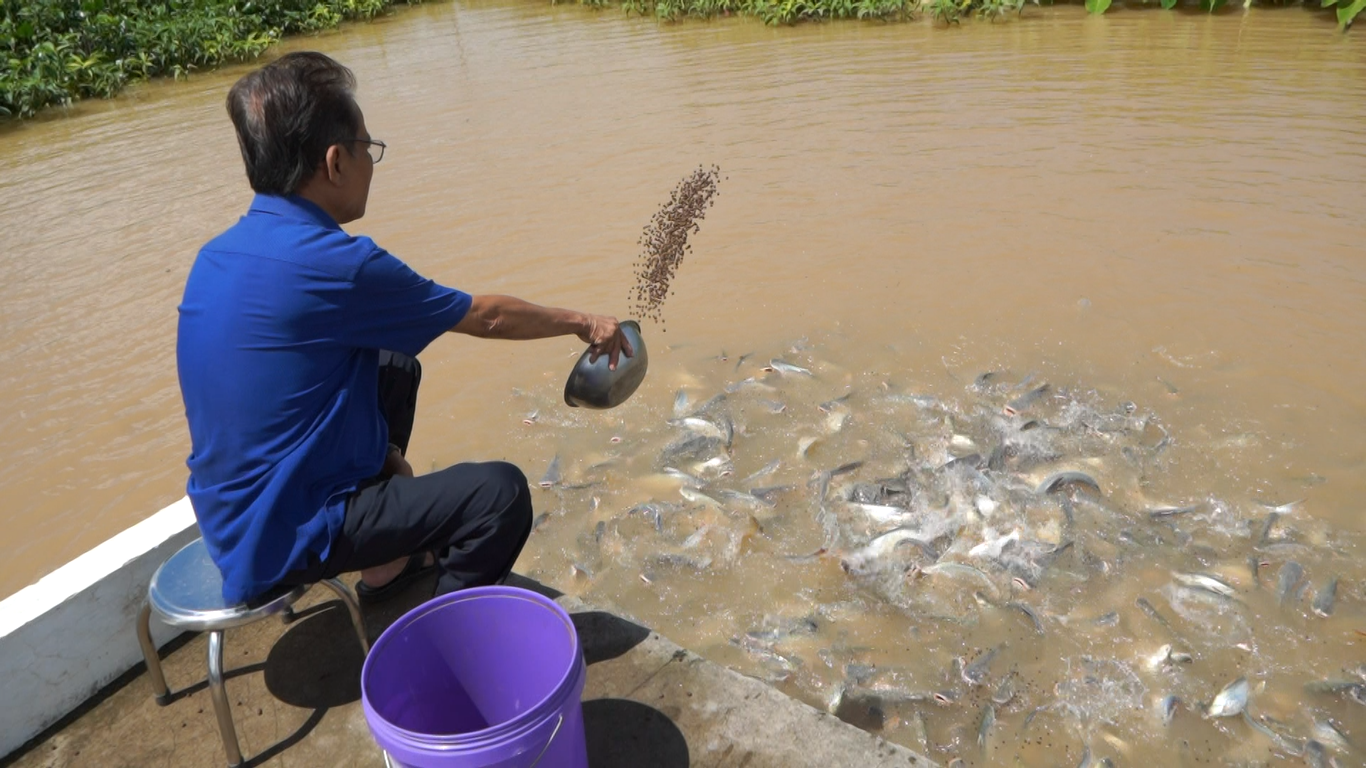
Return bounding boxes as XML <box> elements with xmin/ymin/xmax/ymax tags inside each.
<box><xmin>177</xmin><ymin>194</ymin><xmax>471</xmax><ymax>603</ymax></box>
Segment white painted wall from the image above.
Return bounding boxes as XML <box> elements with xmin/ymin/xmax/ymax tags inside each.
<box><xmin>0</xmin><ymin>497</ymin><xmax>199</xmax><ymax>759</ymax></box>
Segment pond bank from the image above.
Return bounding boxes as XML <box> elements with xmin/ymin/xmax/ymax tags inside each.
<box><xmin>2</xmin><ymin>0</ymin><xmax>1356</xmax><ymax>121</ymax></box>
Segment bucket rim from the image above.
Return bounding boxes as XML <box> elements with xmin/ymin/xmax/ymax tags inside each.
<box><xmin>361</xmin><ymin>585</ymin><xmax>581</xmax><ymax>746</ymax></box>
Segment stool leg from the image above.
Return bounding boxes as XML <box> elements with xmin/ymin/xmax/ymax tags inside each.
<box><xmin>207</xmin><ymin>630</ymin><xmax>244</xmax><ymax>768</ymax></box>
<box><xmin>136</xmin><ymin>601</ymin><xmax>172</xmax><ymax>705</ymax></box>
<box><xmin>319</xmin><ymin>578</ymin><xmax>369</xmax><ymax>655</ymax></box>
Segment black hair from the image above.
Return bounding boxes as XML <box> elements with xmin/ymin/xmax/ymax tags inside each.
<box><xmin>226</xmin><ymin>52</ymin><xmax>361</xmax><ymax>195</ymax></box>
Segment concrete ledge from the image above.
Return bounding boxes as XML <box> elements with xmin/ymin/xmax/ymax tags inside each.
<box><xmin>4</xmin><ymin>571</ymin><xmax>935</xmax><ymax>767</ymax></box>
<box><xmin>547</xmin><ymin>587</ymin><xmax>935</xmax><ymax>767</ymax></box>
<box><xmin>0</xmin><ymin>496</ymin><xmax>198</xmax><ymax>758</ymax></box>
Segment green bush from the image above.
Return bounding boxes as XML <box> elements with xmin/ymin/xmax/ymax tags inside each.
<box><xmin>1325</xmin><ymin>0</ymin><xmax>1365</xmax><ymax>28</ymax></box>
<box><xmin>1</xmin><ymin>0</ymin><xmax>411</xmax><ymax>119</ymax></box>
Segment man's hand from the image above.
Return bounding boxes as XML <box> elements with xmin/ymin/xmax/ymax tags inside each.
<box><xmin>383</xmin><ymin>444</ymin><xmax>414</xmax><ymax>478</ymax></box>
<box><xmin>579</xmin><ymin>314</ymin><xmax>635</xmax><ymax>371</ymax></box>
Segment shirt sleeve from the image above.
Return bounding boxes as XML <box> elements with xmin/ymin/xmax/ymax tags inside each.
<box><xmin>338</xmin><ymin>248</ymin><xmax>472</xmax><ymax>356</ymax></box>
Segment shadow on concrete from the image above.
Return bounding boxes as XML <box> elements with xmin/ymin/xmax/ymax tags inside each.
<box><xmin>229</xmin><ymin>598</ymin><xmax>374</xmax><ymax>767</ymax></box>
<box><xmin>583</xmin><ymin>698</ymin><xmax>690</xmax><ymax>768</ymax></box>
<box><xmin>572</xmin><ymin>611</ymin><xmax>651</xmax><ymax>666</ymax></box>
<box><xmin>265</xmin><ymin>602</ymin><xmax>365</xmax><ymax>709</ymax></box>
<box><xmin>502</xmin><ymin>573</ymin><xmax>652</xmax><ymax>665</ymax></box>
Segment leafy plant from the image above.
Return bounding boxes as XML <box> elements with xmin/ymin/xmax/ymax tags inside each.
<box><xmin>1</xmin><ymin>0</ymin><xmax>432</xmax><ymax>120</ymax></box>
<box><xmin>979</xmin><ymin>0</ymin><xmax>1024</xmax><ymax>19</ymax></box>
<box><xmin>1332</xmin><ymin>0</ymin><xmax>1365</xmax><ymax>26</ymax></box>
<box><xmin>926</xmin><ymin>0</ymin><xmax>967</xmax><ymax>23</ymax></box>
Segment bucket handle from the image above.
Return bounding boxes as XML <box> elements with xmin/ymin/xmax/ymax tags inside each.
<box><xmin>378</xmin><ymin>714</ymin><xmax>563</xmax><ymax>768</ymax></box>
<box><xmin>526</xmin><ymin>713</ymin><xmax>565</xmax><ymax>768</ymax></box>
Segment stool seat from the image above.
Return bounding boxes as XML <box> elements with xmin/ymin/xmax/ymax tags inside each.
<box><xmin>148</xmin><ymin>539</ymin><xmax>308</xmax><ymax>632</ymax></box>
<box><xmin>137</xmin><ymin>536</ymin><xmax>368</xmax><ymax>767</ymax></box>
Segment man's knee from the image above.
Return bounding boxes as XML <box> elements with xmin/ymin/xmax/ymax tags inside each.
<box><xmin>480</xmin><ymin>461</ymin><xmax>531</xmax><ymax>522</ymax></box>
<box><xmin>483</xmin><ymin>460</ymin><xmax>528</xmax><ymax>496</ymax></box>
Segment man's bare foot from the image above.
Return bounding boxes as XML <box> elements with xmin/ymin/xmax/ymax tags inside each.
<box><xmin>360</xmin><ymin>552</ymin><xmax>435</xmax><ymax>589</ymax></box>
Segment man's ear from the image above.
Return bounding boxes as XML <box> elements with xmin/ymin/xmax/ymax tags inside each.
<box><xmin>323</xmin><ymin>144</ymin><xmax>344</xmax><ymax>185</ymax></box>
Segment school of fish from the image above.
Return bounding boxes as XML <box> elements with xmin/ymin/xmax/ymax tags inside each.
<box><xmin>511</xmin><ymin>337</ymin><xmax>1364</xmax><ymax>767</ymax></box>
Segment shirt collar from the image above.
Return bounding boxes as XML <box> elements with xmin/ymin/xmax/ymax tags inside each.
<box><xmin>248</xmin><ymin>193</ymin><xmax>341</xmax><ymax>231</ymax></box>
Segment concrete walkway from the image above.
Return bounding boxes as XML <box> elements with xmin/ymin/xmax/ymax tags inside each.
<box><xmin>1</xmin><ymin>573</ymin><xmax>934</xmax><ymax>768</ymax></box>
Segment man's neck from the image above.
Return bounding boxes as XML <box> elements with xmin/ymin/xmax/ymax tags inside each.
<box><xmin>294</xmin><ymin>184</ymin><xmax>348</xmax><ymax>226</ymax></box>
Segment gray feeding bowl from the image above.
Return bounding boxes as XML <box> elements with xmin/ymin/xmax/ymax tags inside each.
<box><xmin>564</xmin><ymin>320</ymin><xmax>648</xmax><ymax>409</ymax></box>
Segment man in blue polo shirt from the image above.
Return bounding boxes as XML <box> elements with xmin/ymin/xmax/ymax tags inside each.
<box><xmin>177</xmin><ymin>51</ymin><xmax>631</xmax><ymax>604</ymax></box>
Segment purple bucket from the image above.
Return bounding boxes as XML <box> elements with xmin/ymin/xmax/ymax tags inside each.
<box><xmin>361</xmin><ymin>586</ymin><xmax>588</xmax><ymax>768</ymax></box>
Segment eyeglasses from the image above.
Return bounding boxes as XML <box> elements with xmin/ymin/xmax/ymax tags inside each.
<box><xmin>348</xmin><ymin>138</ymin><xmax>386</xmax><ymax>164</ymax></box>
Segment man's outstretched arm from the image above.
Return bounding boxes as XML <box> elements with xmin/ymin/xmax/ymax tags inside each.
<box><xmin>450</xmin><ymin>294</ymin><xmax>634</xmax><ymax>370</ymax></box>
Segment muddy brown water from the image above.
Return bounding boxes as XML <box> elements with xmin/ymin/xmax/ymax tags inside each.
<box><xmin>2</xmin><ymin>2</ymin><xmax>1364</xmax><ymax>763</ymax></box>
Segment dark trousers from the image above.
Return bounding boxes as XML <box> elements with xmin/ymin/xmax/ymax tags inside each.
<box><xmin>282</xmin><ymin>351</ymin><xmax>534</xmax><ymax>596</ymax></box>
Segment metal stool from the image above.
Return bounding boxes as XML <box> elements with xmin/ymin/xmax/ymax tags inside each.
<box><xmin>135</xmin><ymin>538</ymin><xmax>369</xmax><ymax>767</ymax></box>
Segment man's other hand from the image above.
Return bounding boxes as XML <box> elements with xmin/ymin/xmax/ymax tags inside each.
<box><xmin>384</xmin><ymin>445</ymin><xmax>415</xmax><ymax>478</ymax></box>
<box><xmin>580</xmin><ymin>314</ymin><xmax>634</xmax><ymax>371</ymax></box>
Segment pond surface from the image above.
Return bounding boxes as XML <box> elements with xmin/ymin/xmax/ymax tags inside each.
<box><xmin>1</xmin><ymin>1</ymin><xmax>1363</xmax><ymax>763</ymax></box>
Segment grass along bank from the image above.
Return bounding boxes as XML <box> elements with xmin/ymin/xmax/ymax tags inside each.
<box><xmin>0</xmin><ymin>0</ymin><xmax>425</xmax><ymax>119</ymax></box>
<box><xmin>591</xmin><ymin>0</ymin><xmax>1361</xmax><ymax>27</ymax></box>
